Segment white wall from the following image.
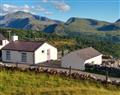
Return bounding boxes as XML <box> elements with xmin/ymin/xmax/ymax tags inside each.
<box><xmin>85</xmin><ymin>55</ymin><xmax>102</xmax><ymax>65</ymax></box>
<box><xmin>62</xmin><ymin>53</ymin><xmax>85</xmax><ymax>70</ymax></box>
<box><xmin>2</xmin><ymin>50</ymin><xmax>34</xmax><ymax>64</ymax></box>
<box><xmin>0</xmin><ymin>40</ymin><xmax>9</xmax><ymax>50</ymax></box>
<box><xmin>12</xmin><ymin>35</ymin><xmax>18</xmax><ymax>41</ymax></box>
<box><xmin>34</xmin><ymin>43</ymin><xmax>57</xmax><ymax>64</ymax></box>
<box><xmin>62</xmin><ymin>53</ymin><xmax>102</xmax><ymax>70</ymax></box>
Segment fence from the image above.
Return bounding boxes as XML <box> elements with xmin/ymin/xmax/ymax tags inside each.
<box><xmin>0</xmin><ymin>63</ymin><xmax>120</xmax><ymax>86</ymax></box>
<box><xmin>85</xmin><ymin>64</ymin><xmax>120</xmax><ymax>77</ymax></box>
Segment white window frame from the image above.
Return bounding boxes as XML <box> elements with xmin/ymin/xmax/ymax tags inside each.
<box><xmin>6</xmin><ymin>51</ymin><xmax>11</xmax><ymax>60</ymax></box>
<box><xmin>21</xmin><ymin>52</ymin><xmax>27</xmax><ymax>62</ymax></box>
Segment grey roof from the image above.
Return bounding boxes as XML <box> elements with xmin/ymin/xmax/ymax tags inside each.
<box><xmin>0</xmin><ymin>33</ymin><xmax>6</xmax><ymax>40</ymax></box>
<box><xmin>66</xmin><ymin>47</ymin><xmax>102</xmax><ymax>60</ymax></box>
<box><xmin>2</xmin><ymin>40</ymin><xmax>45</xmax><ymax>52</ymax></box>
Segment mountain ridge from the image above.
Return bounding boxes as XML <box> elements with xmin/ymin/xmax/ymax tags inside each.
<box><xmin>0</xmin><ymin>11</ymin><xmax>120</xmax><ymax>34</ymax></box>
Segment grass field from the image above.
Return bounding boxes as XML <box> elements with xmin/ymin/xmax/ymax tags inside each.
<box><xmin>0</xmin><ymin>70</ymin><xmax>120</xmax><ymax>95</ymax></box>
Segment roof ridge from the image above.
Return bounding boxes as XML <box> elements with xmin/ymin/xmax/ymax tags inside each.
<box><xmin>14</xmin><ymin>40</ymin><xmax>45</xmax><ymax>43</ymax></box>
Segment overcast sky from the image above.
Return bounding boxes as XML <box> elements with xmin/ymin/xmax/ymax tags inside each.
<box><xmin>0</xmin><ymin>0</ymin><xmax>119</xmax><ymax>22</ymax></box>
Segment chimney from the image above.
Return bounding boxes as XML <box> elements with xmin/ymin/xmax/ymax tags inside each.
<box><xmin>12</xmin><ymin>35</ymin><xmax>18</xmax><ymax>41</ymax></box>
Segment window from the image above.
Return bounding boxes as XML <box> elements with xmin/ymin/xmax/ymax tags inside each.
<box><xmin>42</xmin><ymin>50</ymin><xmax>44</xmax><ymax>53</ymax></box>
<box><xmin>21</xmin><ymin>53</ymin><xmax>27</xmax><ymax>62</ymax></box>
<box><xmin>0</xmin><ymin>40</ymin><xmax>2</xmax><ymax>45</ymax></box>
<box><xmin>6</xmin><ymin>51</ymin><xmax>11</xmax><ymax>60</ymax></box>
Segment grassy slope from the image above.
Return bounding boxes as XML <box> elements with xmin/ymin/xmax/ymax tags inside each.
<box><xmin>0</xmin><ymin>70</ymin><xmax>120</xmax><ymax>95</ymax></box>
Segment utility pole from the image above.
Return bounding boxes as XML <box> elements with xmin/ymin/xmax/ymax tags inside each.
<box><xmin>33</xmin><ymin>31</ymin><xmax>36</xmax><ymax>41</ymax></box>
<box><xmin>105</xmin><ymin>70</ymin><xmax>109</xmax><ymax>82</ymax></box>
<box><xmin>7</xmin><ymin>30</ymin><xmax>11</xmax><ymax>41</ymax></box>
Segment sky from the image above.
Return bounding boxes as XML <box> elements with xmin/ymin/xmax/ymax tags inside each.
<box><xmin>0</xmin><ymin>0</ymin><xmax>120</xmax><ymax>22</ymax></box>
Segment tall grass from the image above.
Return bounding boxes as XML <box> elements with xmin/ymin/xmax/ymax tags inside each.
<box><xmin>0</xmin><ymin>70</ymin><xmax>120</xmax><ymax>95</ymax></box>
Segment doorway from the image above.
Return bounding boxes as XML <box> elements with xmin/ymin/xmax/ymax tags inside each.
<box><xmin>47</xmin><ymin>49</ymin><xmax>50</xmax><ymax>61</ymax></box>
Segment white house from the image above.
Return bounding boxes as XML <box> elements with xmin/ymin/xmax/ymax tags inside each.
<box><xmin>62</xmin><ymin>47</ymin><xmax>102</xmax><ymax>70</ymax></box>
<box><xmin>0</xmin><ymin>34</ymin><xmax>9</xmax><ymax>50</ymax></box>
<box><xmin>2</xmin><ymin>35</ymin><xmax>57</xmax><ymax>64</ymax></box>
<box><xmin>0</xmin><ymin>34</ymin><xmax>9</xmax><ymax>58</ymax></box>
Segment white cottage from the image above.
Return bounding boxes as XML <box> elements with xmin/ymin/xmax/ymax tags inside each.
<box><xmin>62</xmin><ymin>47</ymin><xmax>102</xmax><ymax>70</ymax></box>
<box><xmin>0</xmin><ymin>34</ymin><xmax>9</xmax><ymax>50</ymax></box>
<box><xmin>2</xmin><ymin>36</ymin><xmax>57</xmax><ymax>64</ymax></box>
<box><xmin>0</xmin><ymin>34</ymin><xmax>9</xmax><ymax>58</ymax></box>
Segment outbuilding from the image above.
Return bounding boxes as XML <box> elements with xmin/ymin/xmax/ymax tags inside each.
<box><xmin>2</xmin><ymin>35</ymin><xmax>57</xmax><ymax>64</ymax></box>
<box><xmin>62</xmin><ymin>47</ymin><xmax>102</xmax><ymax>70</ymax></box>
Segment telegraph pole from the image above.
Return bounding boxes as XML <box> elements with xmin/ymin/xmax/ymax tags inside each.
<box><xmin>7</xmin><ymin>30</ymin><xmax>11</xmax><ymax>41</ymax></box>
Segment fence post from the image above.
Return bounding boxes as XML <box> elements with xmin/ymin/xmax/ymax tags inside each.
<box><xmin>16</xmin><ymin>63</ymin><xmax>18</xmax><ymax>68</ymax></box>
<box><xmin>105</xmin><ymin>70</ymin><xmax>109</xmax><ymax>83</ymax></box>
<box><xmin>105</xmin><ymin>62</ymin><xmax>109</xmax><ymax>83</ymax></box>
<box><xmin>69</xmin><ymin>66</ymin><xmax>72</xmax><ymax>78</ymax></box>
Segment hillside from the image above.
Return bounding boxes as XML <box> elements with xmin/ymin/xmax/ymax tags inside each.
<box><xmin>0</xmin><ymin>11</ymin><xmax>62</xmax><ymax>31</ymax></box>
<box><xmin>64</xmin><ymin>17</ymin><xmax>110</xmax><ymax>32</ymax></box>
<box><xmin>0</xmin><ymin>69</ymin><xmax>120</xmax><ymax>95</ymax></box>
<box><xmin>0</xmin><ymin>11</ymin><xmax>120</xmax><ymax>35</ymax></box>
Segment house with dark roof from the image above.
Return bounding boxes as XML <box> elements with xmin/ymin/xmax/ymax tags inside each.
<box><xmin>2</xmin><ymin>35</ymin><xmax>57</xmax><ymax>64</ymax></box>
<box><xmin>62</xmin><ymin>47</ymin><xmax>102</xmax><ymax>70</ymax></box>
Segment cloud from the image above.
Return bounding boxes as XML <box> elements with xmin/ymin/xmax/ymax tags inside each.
<box><xmin>54</xmin><ymin>2</ymin><xmax>71</xmax><ymax>12</ymax></box>
<box><xmin>44</xmin><ymin>11</ymin><xmax>53</xmax><ymax>15</ymax></box>
<box><xmin>0</xmin><ymin>4</ymin><xmax>31</xmax><ymax>15</ymax></box>
<box><xmin>0</xmin><ymin>4</ymin><xmax>52</xmax><ymax>16</ymax></box>
<box><xmin>0</xmin><ymin>0</ymin><xmax>71</xmax><ymax>16</ymax></box>
<box><xmin>42</xmin><ymin>0</ymin><xmax>48</xmax><ymax>3</ymax></box>
<box><xmin>42</xmin><ymin>0</ymin><xmax>71</xmax><ymax>12</ymax></box>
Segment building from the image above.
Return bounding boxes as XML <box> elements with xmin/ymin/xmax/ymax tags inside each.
<box><xmin>2</xmin><ymin>35</ymin><xmax>57</xmax><ymax>64</ymax></box>
<box><xmin>0</xmin><ymin>34</ymin><xmax>9</xmax><ymax>58</ymax></box>
<box><xmin>0</xmin><ymin>33</ymin><xmax>9</xmax><ymax>50</ymax></box>
<box><xmin>62</xmin><ymin>47</ymin><xmax>102</xmax><ymax>70</ymax></box>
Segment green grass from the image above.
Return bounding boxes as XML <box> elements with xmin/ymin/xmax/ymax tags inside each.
<box><xmin>0</xmin><ymin>70</ymin><xmax>120</xmax><ymax>95</ymax></box>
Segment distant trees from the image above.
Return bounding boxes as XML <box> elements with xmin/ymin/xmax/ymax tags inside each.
<box><xmin>0</xmin><ymin>28</ymin><xmax>120</xmax><ymax>58</ymax></box>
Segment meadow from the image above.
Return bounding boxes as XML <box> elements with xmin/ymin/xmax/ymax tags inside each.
<box><xmin>0</xmin><ymin>69</ymin><xmax>120</xmax><ymax>95</ymax></box>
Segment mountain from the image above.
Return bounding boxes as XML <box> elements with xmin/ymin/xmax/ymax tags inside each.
<box><xmin>64</xmin><ymin>17</ymin><xmax>110</xmax><ymax>32</ymax></box>
<box><xmin>97</xmin><ymin>24</ymin><xmax>120</xmax><ymax>31</ymax></box>
<box><xmin>0</xmin><ymin>11</ymin><xmax>120</xmax><ymax>34</ymax></box>
<box><xmin>116</xmin><ymin>19</ymin><xmax>120</xmax><ymax>23</ymax></box>
<box><xmin>53</xmin><ymin>17</ymin><xmax>120</xmax><ymax>36</ymax></box>
<box><xmin>97</xmin><ymin>19</ymin><xmax>120</xmax><ymax>31</ymax></box>
<box><xmin>0</xmin><ymin>11</ymin><xmax>62</xmax><ymax>31</ymax></box>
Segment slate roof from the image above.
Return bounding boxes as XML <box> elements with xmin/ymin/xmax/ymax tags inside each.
<box><xmin>0</xmin><ymin>33</ymin><xmax>6</xmax><ymax>40</ymax></box>
<box><xmin>66</xmin><ymin>47</ymin><xmax>102</xmax><ymax>60</ymax></box>
<box><xmin>2</xmin><ymin>40</ymin><xmax>45</xmax><ymax>52</ymax></box>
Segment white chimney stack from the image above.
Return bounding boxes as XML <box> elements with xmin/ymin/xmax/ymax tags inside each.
<box><xmin>12</xmin><ymin>35</ymin><xmax>18</xmax><ymax>41</ymax></box>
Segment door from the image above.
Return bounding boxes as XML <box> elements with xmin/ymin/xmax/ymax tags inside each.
<box><xmin>47</xmin><ymin>49</ymin><xmax>50</xmax><ymax>61</ymax></box>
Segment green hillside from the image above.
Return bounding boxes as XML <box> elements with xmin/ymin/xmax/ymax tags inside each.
<box><xmin>0</xmin><ymin>28</ymin><xmax>120</xmax><ymax>58</ymax></box>
<box><xmin>64</xmin><ymin>17</ymin><xmax>109</xmax><ymax>33</ymax></box>
<box><xmin>0</xmin><ymin>70</ymin><xmax>120</xmax><ymax>95</ymax></box>
<box><xmin>54</xmin><ymin>17</ymin><xmax>120</xmax><ymax>36</ymax></box>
